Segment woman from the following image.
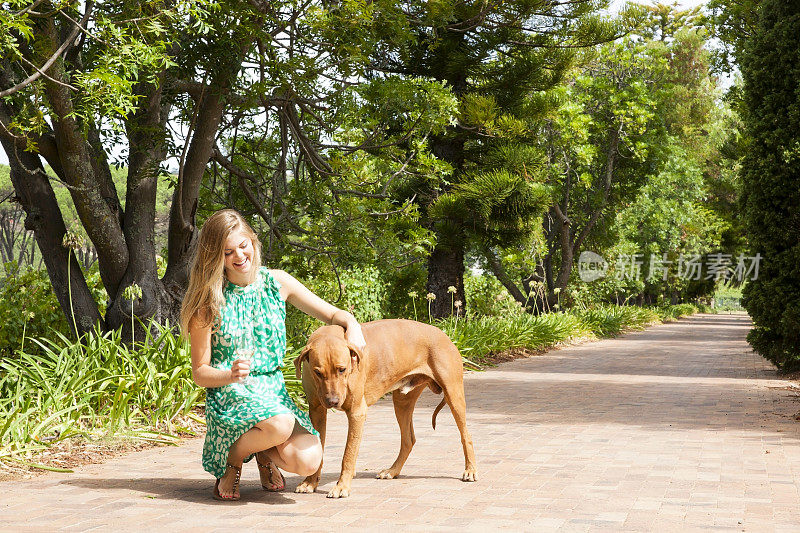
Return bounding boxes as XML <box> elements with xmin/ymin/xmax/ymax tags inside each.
<box><xmin>180</xmin><ymin>209</ymin><xmax>366</xmax><ymax>501</ymax></box>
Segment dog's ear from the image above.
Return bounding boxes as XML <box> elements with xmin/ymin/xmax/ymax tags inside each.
<box><xmin>347</xmin><ymin>343</ymin><xmax>363</xmax><ymax>372</ymax></box>
<box><xmin>294</xmin><ymin>346</ymin><xmax>311</xmax><ymax>379</ymax></box>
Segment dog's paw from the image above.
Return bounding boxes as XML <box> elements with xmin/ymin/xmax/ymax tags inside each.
<box><xmin>295</xmin><ymin>481</ymin><xmax>318</xmax><ymax>494</ymax></box>
<box><xmin>461</xmin><ymin>467</ymin><xmax>477</xmax><ymax>482</ymax></box>
<box><xmin>326</xmin><ymin>484</ymin><xmax>351</xmax><ymax>498</ymax></box>
<box><xmin>376</xmin><ymin>469</ymin><xmax>398</xmax><ymax>479</ymax></box>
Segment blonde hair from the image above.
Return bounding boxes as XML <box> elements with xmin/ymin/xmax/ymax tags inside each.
<box><xmin>179</xmin><ymin>209</ymin><xmax>263</xmax><ymax>337</ymax></box>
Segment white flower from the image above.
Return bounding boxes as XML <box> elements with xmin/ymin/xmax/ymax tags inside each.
<box><xmin>62</xmin><ymin>231</ymin><xmax>84</xmax><ymax>250</ymax></box>
<box><xmin>122</xmin><ymin>283</ymin><xmax>143</xmax><ymax>301</ymax></box>
<box><xmin>426</xmin><ymin>293</ymin><xmax>436</xmax><ymax>301</ymax></box>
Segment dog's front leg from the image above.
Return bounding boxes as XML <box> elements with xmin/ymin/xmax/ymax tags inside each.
<box><xmin>327</xmin><ymin>400</ymin><xmax>367</xmax><ymax>498</ymax></box>
<box><xmin>296</xmin><ymin>399</ymin><xmax>327</xmax><ymax>494</ymax></box>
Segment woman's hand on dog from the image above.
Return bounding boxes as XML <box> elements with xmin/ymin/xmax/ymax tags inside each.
<box><xmin>345</xmin><ymin>322</ymin><xmax>367</xmax><ymax>352</ymax></box>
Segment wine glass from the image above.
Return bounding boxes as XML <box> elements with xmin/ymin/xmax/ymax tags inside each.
<box><xmin>234</xmin><ymin>329</ymin><xmax>255</xmax><ymax>387</ymax></box>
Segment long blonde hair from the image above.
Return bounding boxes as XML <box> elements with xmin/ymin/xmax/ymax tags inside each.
<box><xmin>179</xmin><ymin>209</ymin><xmax>263</xmax><ymax>337</ymax></box>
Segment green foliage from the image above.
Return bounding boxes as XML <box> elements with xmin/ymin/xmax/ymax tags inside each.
<box><xmin>713</xmin><ymin>284</ymin><xmax>744</xmax><ymax>311</ymax></box>
<box><xmin>464</xmin><ymin>274</ymin><xmax>527</xmax><ymax>317</ymax></box>
<box><xmin>0</xmin><ymin>313</ymin><xmax>311</xmax><ymax>469</ymax></box>
<box><xmin>707</xmin><ymin>0</ymin><xmax>762</xmax><ymax>73</ymax></box>
<box><xmin>378</xmin><ymin>263</ymin><xmax>428</xmax><ymax>319</ymax></box>
<box><xmin>0</xmin><ymin>262</ymin><xmax>108</xmax><ymax>356</ymax></box>
<box><xmin>738</xmin><ymin>0</ymin><xmax>800</xmax><ymax>370</ymax></box>
<box><xmin>0</xmin><ymin>263</ymin><xmax>68</xmax><ymax>357</ymax></box>
<box><xmin>654</xmin><ymin>303</ymin><xmax>699</xmax><ymax>321</ymax></box>
<box><xmin>573</xmin><ymin>305</ymin><xmax>661</xmax><ymax>337</ymax></box>
<box><xmin>284</xmin><ymin>266</ymin><xmax>387</xmax><ymax>341</ymax></box>
<box><xmin>440</xmin><ymin>312</ymin><xmax>591</xmax><ymax>364</ymax></box>
<box><xmin>1</xmin><ymin>0</ymin><xmax>179</xmax><ymax>132</ymax></box>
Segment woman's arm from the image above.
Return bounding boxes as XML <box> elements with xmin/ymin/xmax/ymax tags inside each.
<box><xmin>271</xmin><ymin>269</ymin><xmax>367</xmax><ymax>350</ymax></box>
<box><xmin>188</xmin><ymin>311</ymin><xmax>250</xmax><ymax>388</ymax></box>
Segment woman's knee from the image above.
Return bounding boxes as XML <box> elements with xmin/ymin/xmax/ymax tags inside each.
<box><xmin>255</xmin><ymin>415</ymin><xmax>295</xmax><ymax>442</ymax></box>
<box><xmin>294</xmin><ymin>442</ymin><xmax>323</xmax><ymax>477</ymax></box>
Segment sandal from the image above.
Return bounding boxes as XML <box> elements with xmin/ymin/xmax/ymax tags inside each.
<box><xmin>213</xmin><ymin>463</ymin><xmax>242</xmax><ymax>501</ymax></box>
<box><xmin>256</xmin><ymin>457</ymin><xmax>285</xmax><ymax>492</ymax></box>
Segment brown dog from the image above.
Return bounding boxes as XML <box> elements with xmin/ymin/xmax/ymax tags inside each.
<box><xmin>293</xmin><ymin>319</ymin><xmax>477</xmax><ymax>498</ymax></box>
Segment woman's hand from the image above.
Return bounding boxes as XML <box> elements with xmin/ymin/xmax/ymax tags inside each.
<box><xmin>230</xmin><ymin>359</ymin><xmax>251</xmax><ymax>383</ymax></box>
<box><xmin>344</xmin><ymin>321</ymin><xmax>367</xmax><ymax>352</ymax></box>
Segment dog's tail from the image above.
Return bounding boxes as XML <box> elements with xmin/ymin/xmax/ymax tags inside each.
<box><xmin>431</xmin><ymin>398</ymin><xmax>447</xmax><ymax>430</ymax></box>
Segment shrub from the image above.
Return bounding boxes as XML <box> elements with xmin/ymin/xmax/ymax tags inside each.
<box><xmin>379</xmin><ymin>262</ymin><xmax>427</xmax><ymax>318</ymax></box>
<box><xmin>464</xmin><ymin>274</ymin><xmax>527</xmax><ymax>317</ymax></box>
<box><xmin>656</xmin><ymin>303</ymin><xmax>698</xmax><ymax>321</ymax></box>
<box><xmin>0</xmin><ymin>263</ymin><xmax>68</xmax><ymax>357</ymax></box>
<box><xmin>574</xmin><ymin>305</ymin><xmax>661</xmax><ymax>336</ymax></box>
<box><xmin>439</xmin><ymin>312</ymin><xmax>591</xmax><ymax>364</ymax></box>
<box><xmin>739</xmin><ymin>1</ymin><xmax>800</xmax><ymax>370</ymax></box>
<box><xmin>285</xmin><ymin>266</ymin><xmax>386</xmax><ymax>344</ymax></box>
<box><xmin>0</xmin><ymin>262</ymin><xmax>108</xmax><ymax>357</ymax></box>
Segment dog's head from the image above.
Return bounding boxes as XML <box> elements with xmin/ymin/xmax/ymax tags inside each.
<box><xmin>294</xmin><ymin>329</ymin><xmax>362</xmax><ymax>409</ymax></box>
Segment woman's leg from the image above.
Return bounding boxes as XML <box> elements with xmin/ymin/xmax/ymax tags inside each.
<box><xmin>217</xmin><ymin>414</ymin><xmax>296</xmax><ymax>498</ymax></box>
<box><xmin>261</xmin><ymin>420</ymin><xmax>322</xmax><ymax>477</ymax></box>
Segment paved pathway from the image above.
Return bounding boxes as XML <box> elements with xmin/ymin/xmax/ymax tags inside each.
<box><xmin>3</xmin><ymin>313</ymin><xmax>800</xmax><ymax>531</ymax></box>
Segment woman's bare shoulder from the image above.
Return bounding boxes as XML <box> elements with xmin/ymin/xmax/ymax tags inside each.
<box><xmin>267</xmin><ymin>269</ymin><xmax>293</xmax><ymax>283</ymax></box>
<box><xmin>189</xmin><ymin>307</ymin><xmax>214</xmax><ymax>330</ymax></box>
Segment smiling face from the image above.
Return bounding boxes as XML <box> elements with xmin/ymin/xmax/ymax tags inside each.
<box><xmin>223</xmin><ymin>228</ymin><xmax>255</xmax><ymax>285</ymax></box>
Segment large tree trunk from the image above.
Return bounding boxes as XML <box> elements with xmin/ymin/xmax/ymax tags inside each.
<box><xmin>0</xmin><ymin>103</ymin><xmax>104</xmax><ymax>336</ymax></box>
<box><xmin>105</xmin><ymin>77</ymin><xmax>171</xmax><ymax>337</ymax></box>
<box><xmin>425</xmin><ymin>236</ymin><xmax>465</xmax><ymax>319</ymax></box>
<box><xmin>162</xmin><ymin>76</ymin><xmax>231</xmax><ymax>327</ymax></box>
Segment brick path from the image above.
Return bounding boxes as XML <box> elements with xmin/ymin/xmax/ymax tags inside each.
<box><xmin>3</xmin><ymin>313</ymin><xmax>800</xmax><ymax>531</ymax></box>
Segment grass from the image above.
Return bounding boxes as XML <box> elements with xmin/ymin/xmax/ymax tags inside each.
<box><xmin>0</xmin><ymin>303</ymin><xmax>700</xmax><ymax>472</ymax></box>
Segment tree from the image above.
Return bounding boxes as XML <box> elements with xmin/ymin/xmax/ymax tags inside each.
<box><xmin>706</xmin><ymin>0</ymin><xmax>761</xmax><ymax>74</ymax></box>
<box><xmin>486</xmin><ymin>15</ymin><xmax>739</xmax><ymax>311</ymax></box>
<box><xmin>371</xmin><ymin>0</ymin><xmax>637</xmax><ymax>317</ymax></box>
<box><xmin>640</xmin><ymin>2</ymin><xmax>703</xmax><ymax>42</ymax></box>
<box><xmin>738</xmin><ymin>0</ymin><xmax>800</xmax><ymax>369</ymax></box>
<box><xmin>0</xmin><ymin>0</ymin><xmax>443</xmax><ymax>338</ymax></box>
<box><xmin>508</xmin><ymin>39</ymin><xmax>671</xmax><ymax>310</ymax></box>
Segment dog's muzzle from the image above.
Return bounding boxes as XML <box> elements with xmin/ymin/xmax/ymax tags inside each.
<box><xmin>324</xmin><ymin>395</ymin><xmax>340</xmax><ymax>409</ymax></box>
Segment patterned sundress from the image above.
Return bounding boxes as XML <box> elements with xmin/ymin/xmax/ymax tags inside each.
<box><xmin>202</xmin><ymin>266</ymin><xmax>318</xmax><ymax>478</ymax></box>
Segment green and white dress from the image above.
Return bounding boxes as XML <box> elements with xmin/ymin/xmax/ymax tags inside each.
<box><xmin>202</xmin><ymin>266</ymin><xmax>318</xmax><ymax>478</ymax></box>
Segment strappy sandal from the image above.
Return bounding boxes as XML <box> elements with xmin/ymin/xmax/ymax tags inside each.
<box><xmin>213</xmin><ymin>463</ymin><xmax>242</xmax><ymax>501</ymax></box>
<box><xmin>256</xmin><ymin>457</ymin><xmax>285</xmax><ymax>492</ymax></box>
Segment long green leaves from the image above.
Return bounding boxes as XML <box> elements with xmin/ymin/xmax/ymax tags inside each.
<box><xmin>439</xmin><ymin>304</ymin><xmax>693</xmax><ymax>365</ymax></box>
<box><xmin>0</xmin><ymin>321</ymin><xmax>198</xmax><ymax>469</ymax></box>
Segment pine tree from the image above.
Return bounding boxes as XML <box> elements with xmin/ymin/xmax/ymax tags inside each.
<box><xmin>375</xmin><ymin>1</ymin><xmax>632</xmax><ymax>317</ymax></box>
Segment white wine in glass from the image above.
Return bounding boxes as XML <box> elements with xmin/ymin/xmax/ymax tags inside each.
<box><xmin>234</xmin><ymin>330</ymin><xmax>255</xmax><ymax>386</ymax></box>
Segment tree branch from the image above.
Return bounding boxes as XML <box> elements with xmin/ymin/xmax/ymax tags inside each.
<box><xmin>0</xmin><ymin>1</ymin><xmax>93</xmax><ymax>97</ymax></box>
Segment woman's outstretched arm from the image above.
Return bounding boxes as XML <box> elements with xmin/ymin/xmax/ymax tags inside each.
<box><xmin>270</xmin><ymin>269</ymin><xmax>366</xmax><ymax>350</ymax></box>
